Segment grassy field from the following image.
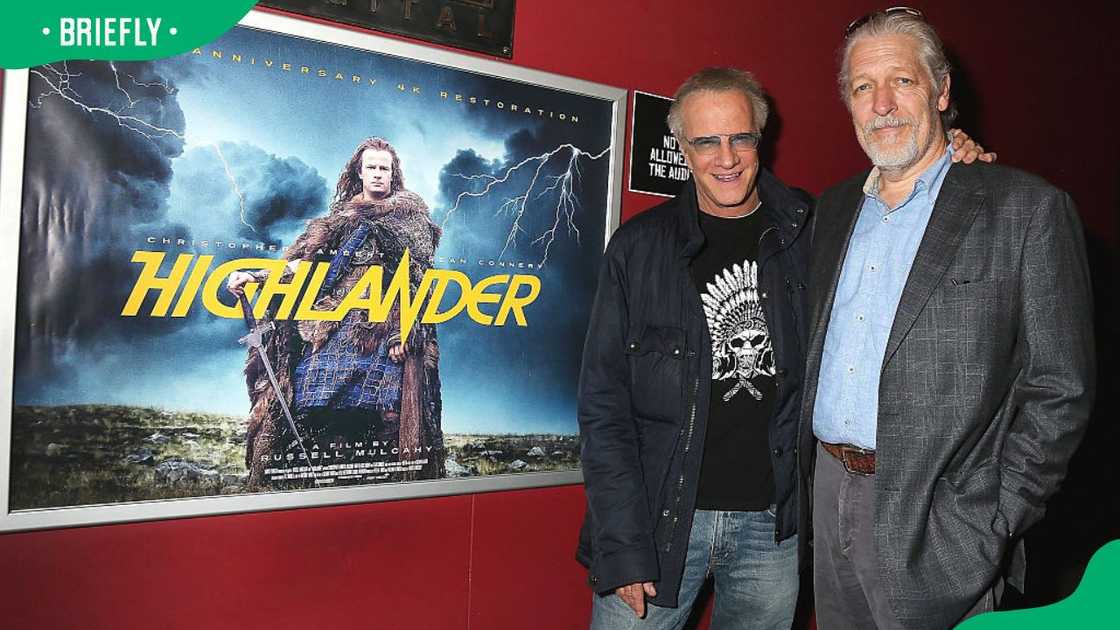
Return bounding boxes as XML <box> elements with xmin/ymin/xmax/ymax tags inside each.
<box><xmin>10</xmin><ymin>405</ymin><xmax>247</xmax><ymax>510</ymax></box>
<box><xmin>444</xmin><ymin>433</ymin><xmax>581</xmax><ymax>476</ymax></box>
<box><xmin>9</xmin><ymin>405</ymin><xmax>580</xmax><ymax>511</ymax></box>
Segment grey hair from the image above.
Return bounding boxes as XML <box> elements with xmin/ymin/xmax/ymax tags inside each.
<box><xmin>838</xmin><ymin>11</ymin><xmax>957</xmax><ymax>126</ymax></box>
<box><xmin>666</xmin><ymin>67</ymin><xmax>769</xmax><ymax>140</ymax></box>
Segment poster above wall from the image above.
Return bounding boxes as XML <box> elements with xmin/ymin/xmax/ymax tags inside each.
<box><xmin>0</xmin><ymin>9</ymin><xmax>624</xmax><ymax>532</ymax></box>
<box><xmin>258</xmin><ymin>0</ymin><xmax>517</xmax><ymax>58</ymax></box>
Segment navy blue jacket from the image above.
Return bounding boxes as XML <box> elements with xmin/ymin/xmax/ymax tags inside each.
<box><xmin>576</xmin><ymin>169</ymin><xmax>812</xmax><ymax>606</ymax></box>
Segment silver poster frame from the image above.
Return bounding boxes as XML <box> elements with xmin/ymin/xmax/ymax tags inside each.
<box><xmin>0</xmin><ymin>8</ymin><xmax>624</xmax><ymax>532</ymax></box>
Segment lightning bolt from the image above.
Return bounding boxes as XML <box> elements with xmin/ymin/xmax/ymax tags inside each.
<box><xmin>124</xmin><ymin>72</ymin><xmax>176</xmax><ymax>94</ymax></box>
<box><xmin>443</xmin><ymin>144</ymin><xmax>609</xmax><ymax>265</ymax></box>
<box><xmin>29</xmin><ymin>62</ymin><xmax>185</xmax><ymax>146</ymax></box>
<box><xmin>107</xmin><ymin>62</ymin><xmax>176</xmax><ymax>107</ymax></box>
<box><xmin>212</xmin><ymin>143</ymin><xmax>256</xmax><ymax>234</ymax></box>
<box><xmin>27</xmin><ymin>63</ymin><xmax>258</xmax><ymax>235</ymax></box>
<box><xmin>109</xmin><ymin>62</ymin><xmax>140</xmax><ymax>108</ymax></box>
<box><xmin>29</xmin><ymin>62</ymin><xmax>83</xmax><ymax>108</ymax></box>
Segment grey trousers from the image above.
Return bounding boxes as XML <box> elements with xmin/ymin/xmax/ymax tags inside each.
<box><xmin>812</xmin><ymin>442</ymin><xmax>997</xmax><ymax>630</ymax></box>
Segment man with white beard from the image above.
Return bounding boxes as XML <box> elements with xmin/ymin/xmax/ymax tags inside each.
<box><xmin>799</xmin><ymin>7</ymin><xmax>1095</xmax><ymax>630</ymax></box>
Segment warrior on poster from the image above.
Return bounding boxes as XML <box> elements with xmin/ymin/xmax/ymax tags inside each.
<box><xmin>8</xmin><ymin>23</ymin><xmax>616</xmax><ymax>511</ymax></box>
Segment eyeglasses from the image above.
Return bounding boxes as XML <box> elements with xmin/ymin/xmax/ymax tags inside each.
<box><xmin>844</xmin><ymin>6</ymin><xmax>924</xmax><ymax>39</ymax></box>
<box><xmin>684</xmin><ymin>132</ymin><xmax>761</xmax><ymax>155</ymax></box>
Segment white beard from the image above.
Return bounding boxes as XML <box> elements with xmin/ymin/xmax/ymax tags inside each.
<box><xmin>861</xmin><ymin>128</ymin><xmax>920</xmax><ymax>170</ymax></box>
<box><xmin>857</xmin><ymin>117</ymin><xmax>921</xmax><ymax>170</ymax></box>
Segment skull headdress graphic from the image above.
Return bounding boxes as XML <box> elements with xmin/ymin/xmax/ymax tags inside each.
<box><xmin>701</xmin><ymin>261</ymin><xmax>775</xmax><ymax>401</ymax></box>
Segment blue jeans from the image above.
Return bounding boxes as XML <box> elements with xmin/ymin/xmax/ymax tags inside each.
<box><xmin>590</xmin><ymin>509</ymin><xmax>798</xmax><ymax>630</ymax></box>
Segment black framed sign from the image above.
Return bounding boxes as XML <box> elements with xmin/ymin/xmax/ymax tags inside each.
<box><xmin>0</xmin><ymin>8</ymin><xmax>624</xmax><ymax>531</ymax></box>
<box><xmin>259</xmin><ymin>0</ymin><xmax>517</xmax><ymax>58</ymax></box>
<box><xmin>627</xmin><ymin>90</ymin><xmax>688</xmax><ymax>198</ymax></box>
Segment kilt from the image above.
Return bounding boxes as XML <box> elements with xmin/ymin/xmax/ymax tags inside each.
<box><xmin>291</xmin><ymin>311</ymin><xmax>403</xmax><ymax>412</ymax></box>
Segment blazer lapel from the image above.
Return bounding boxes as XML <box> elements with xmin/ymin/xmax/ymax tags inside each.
<box><xmin>880</xmin><ymin>164</ymin><xmax>986</xmax><ymax>372</ymax></box>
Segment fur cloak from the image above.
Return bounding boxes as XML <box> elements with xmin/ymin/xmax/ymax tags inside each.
<box><xmin>243</xmin><ymin>190</ymin><xmax>445</xmax><ymax>485</ymax></box>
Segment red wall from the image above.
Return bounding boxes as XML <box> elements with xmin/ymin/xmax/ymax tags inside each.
<box><xmin>1</xmin><ymin>2</ymin><xmax>1115</xmax><ymax>628</ymax></box>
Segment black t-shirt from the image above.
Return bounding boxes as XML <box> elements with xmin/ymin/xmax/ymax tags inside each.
<box><xmin>691</xmin><ymin>207</ymin><xmax>777</xmax><ymax>511</ymax></box>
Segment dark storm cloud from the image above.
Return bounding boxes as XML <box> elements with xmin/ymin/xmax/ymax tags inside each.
<box><xmin>435</xmin><ymin>126</ymin><xmax>609</xmax><ymax>266</ymax></box>
<box><xmin>433</xmin><ymin>126</ymin><xmax>611</xmax><ymax>425</ymax></box>
<box><xmin>434</xmin><ymin>148</ymin><xmax>499</xmax><ymax>252</ymax></box>
<box><xmin>171</xmin><ymin>142</ymin><xmax>328</xmax><ymax>246</ymax></box>
<box><xmin>16</xmin><ymin>61</ymin><xmax>190</xmax><ymax>399</ymax></box>
<box><xmin>226</xmin><ymin>143</ymin><xmax>328</xmax><ymax>243</ymax></box>
<box><xmin>13</xmin><ymin>61</ymin><xmax>307</xmax><ymax>403</ymax></box>
<box><xmin>19</xmin><ymin>63</ymin><xmax>186</xmax><ymax>328</ymax></box>
<box><xmin>16</xmin><ymin>59</ymin><xmax>334</xmax><ymax>404</ymax></box>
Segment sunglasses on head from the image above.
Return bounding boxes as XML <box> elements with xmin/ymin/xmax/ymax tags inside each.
<box><xmin>844</xmin><ymin>6</ymin><xmax>925</xmax><ymax>39</ymax></box>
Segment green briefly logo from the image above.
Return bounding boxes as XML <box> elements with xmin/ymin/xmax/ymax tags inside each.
<box><xmin>0</xmin><ymin>1</ymin><xmax>258</xmax><ymax>69</ymax></box>
<box><xmin>958</xmin><ymin>539</ymin><xmax>1120</xmax><ymax>628</ymax></box>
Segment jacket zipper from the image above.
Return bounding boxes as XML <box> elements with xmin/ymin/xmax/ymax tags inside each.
<box><xmin>664</xmin><ymin>374</ymin><xmax>699</xmax><ymax>553</ymax></box>
<box><xmin>757</xmin><ymin>223</ymin><xmax>785</xmax><ymax>542</ymax></box>
<box><xmin>665</xmin><ymin>224</ymin><xmax>785</xmax><ymax>551</ymax></box>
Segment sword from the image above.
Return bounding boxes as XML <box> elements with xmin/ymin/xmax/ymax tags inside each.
<box><xmin>237</xmin><ymin>293</ymin><xmax>318</xmax><ymax>480</ymax></box>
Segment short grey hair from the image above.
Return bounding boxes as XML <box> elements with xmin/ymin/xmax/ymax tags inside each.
<box><xmin>838</xmin><ymin>11</ymin><xmax>957</xmax><ymax>126</ymax></box>
<box><xmin>667</xmin><ymin>67</ymin><xmax>769</xmax><ymax>140</ymax></box>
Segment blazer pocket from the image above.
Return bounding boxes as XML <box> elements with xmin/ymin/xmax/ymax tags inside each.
<box><xmin>934</xmin><ymin>278</ymin><xmax>1005</xmax><ymax>304</ymax></box>
<box><xmin>935</xmin><ymin>460</ymin><xmax>1005</xmax><ymax>566</ymax></box>
<box><xmin>627</xmin><ymin>325</ymin><xmax>687</xmax><ymax>424</ymax></box>
<box><xmin>937</xmin><ymin>459</ymin><xmax>1000</xmax><ymax>497</ymax></box>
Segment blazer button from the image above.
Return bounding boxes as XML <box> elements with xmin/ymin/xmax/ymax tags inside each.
<box><xmin>663</xmin><ymin>509</ymin><xmax>670</xmax><ymax>517</ymax></box>
<box><xmin>760</xmin><ymin>291</ymin><xmax>768</xmax><ymax>299</ymax></box>
<box><xmin>628</xmin><ymin>341</ymin><xmax>639</xmax><ymax>351</ymax></box>
<box><xmin>772</xmin><ymin>448</ymin><xmax>783</xmax><ymax>456</ymax></box>
<box><xmin>672</xmin><ymin>347</ymin><xmax>682</xmax><ymax>357</ymax></box>
<box><xmin>777</xmin><ymin>367</ymin><xmax>788</xmax><ymax>377</ymax></box>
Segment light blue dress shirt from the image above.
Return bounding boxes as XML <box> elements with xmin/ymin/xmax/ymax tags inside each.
<box><xmin>813</xmin><ymin>147</ymin><xmax>953</xmax><ymax>449</ymax></box>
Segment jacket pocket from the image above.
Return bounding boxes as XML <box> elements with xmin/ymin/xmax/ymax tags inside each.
<box><xmin>934</xmin><ymin>278</ymin><xmax>1006</xmax><ymax>304</ymax></box>
<box><xmin>627</xmin><ymin>325</ymin><xmax>687</xmax><ymax>424</ymax></box>
<box><xmin>934</xmin><ymin>460</ymin><xmax>1005</xmax><ymax>568</ymax></box>
<box><xmin>929</xmin><ymin>278</ymin><xmax>1014</xmax><ymax>375</ymax></box>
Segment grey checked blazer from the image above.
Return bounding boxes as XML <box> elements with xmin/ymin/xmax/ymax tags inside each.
<box><xmin>797</xmin><ymin>162</ymin><xmax>1095</xmax><ymax>630</ymax></box>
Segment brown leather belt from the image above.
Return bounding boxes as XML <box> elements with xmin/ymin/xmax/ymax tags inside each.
<box><xmin>821</xmin><ymin>441</ymin><xmax>876</xmax><ymax>475</ymax></box>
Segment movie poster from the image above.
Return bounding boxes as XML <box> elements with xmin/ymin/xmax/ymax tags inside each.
<box><xmin>1</xmin><ymin>12</ymin><xmax>623</xmax><ymax>529</ymax></box>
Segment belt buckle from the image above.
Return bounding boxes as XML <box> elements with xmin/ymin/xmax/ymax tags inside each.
<box><xmin>841</xmin><ymin>445</ymin><xmax>873</xmax><ymax>476</ymax></box>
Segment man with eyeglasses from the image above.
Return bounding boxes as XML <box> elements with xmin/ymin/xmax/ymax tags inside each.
<box><xmin>576</xmin><ymin>66</ymin><xmax>989</xmax><ymax>629</ymax></box>
<box><xmin>800</xmin><ymin>8</ymin><xmax>1094</xmax><ymax>629</ymax></box>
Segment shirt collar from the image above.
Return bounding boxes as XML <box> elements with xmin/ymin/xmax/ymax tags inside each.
<box><xmin>861</xmin><ymin>145</ymin><xmax>953</xmax><ymax>210</ymax></box>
